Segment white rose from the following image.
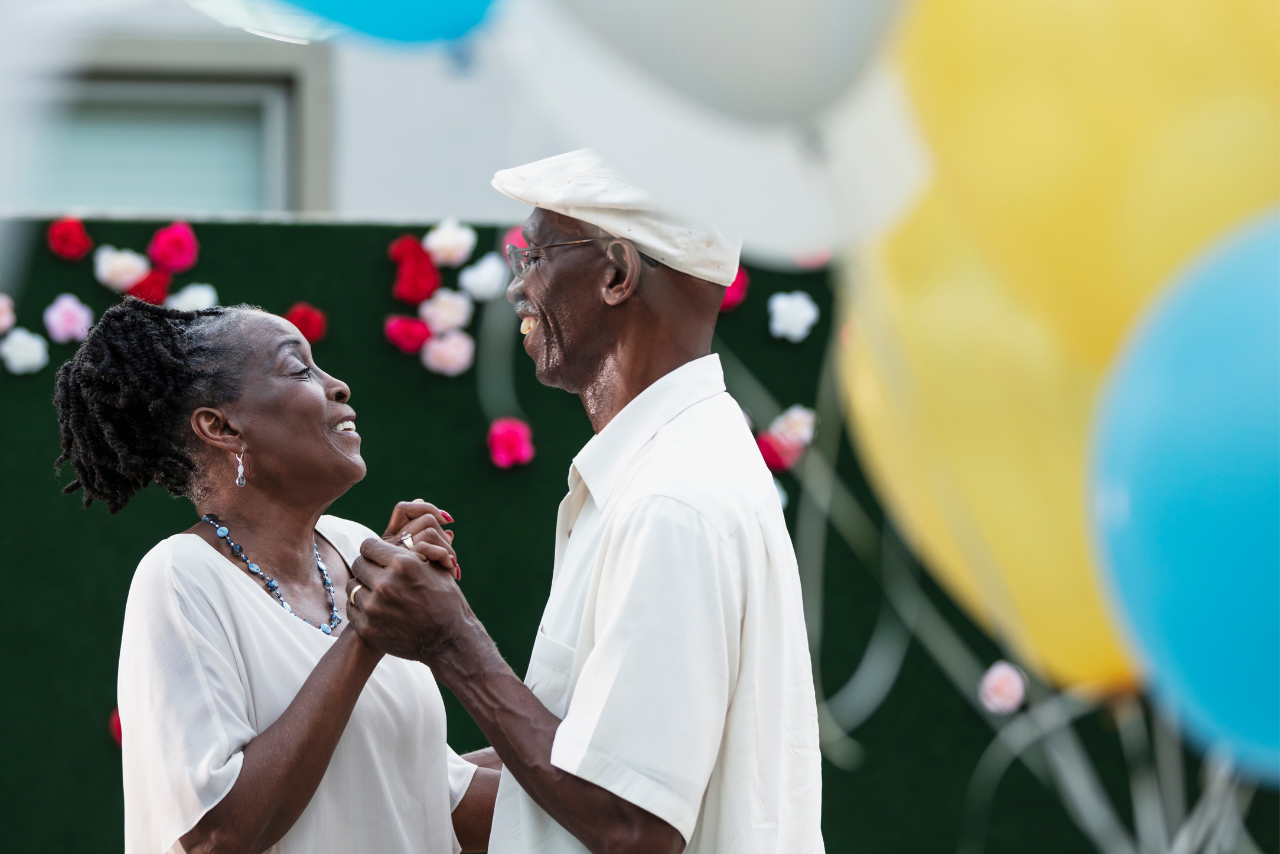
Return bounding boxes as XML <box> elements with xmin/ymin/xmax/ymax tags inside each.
<box><xmin>0</xmin><ymin>293</ymin><xmax>14</xmax><ymax>335</ymax></box>
<box><xmin>94</xmin><ymin>245</ymin><xmax>150</xmax><ymax>293</ymax></box>
<box><xmin>423</xmin><ymin>217</ymin><xmax>477</xmax><ymax>268</ymax></box>
<box><xmin>459</xmin><ymin>251</ymin><xmax>510</xmax><ymax>302</ymax></box>
<box><xmin>418</xmin><ymin>288</ymin><xmax>474</xmax><ymax>334</ymax></box>
<box><xmin>165</xmin><ymin>283</ymin><xmax>219</xmax><ymax>312</ymax></box>
<box><xmin>978</xmin><ymin>661</ymin><xmax>1026</xmax><ymax>715</ymax></box>
<box><xmin>768</xmin><ymin>291</ymin><xmax>820</xmax><ymax>343</ymax></box>
<box><xmin>0</xmin><ymin>327</ymin><xmax>50</xmax><ymax>374</ymax></box>
<box><xmin>421</xmin><ymin>329</ymin><xmax>475</xmax><ymax>376</ymax></box>
<box><xmin>768</xmin><ymin>405</ymin><xmax>816</xmax><ymax>447</ymax></box>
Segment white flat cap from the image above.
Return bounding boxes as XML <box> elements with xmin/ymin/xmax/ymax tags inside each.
<box><xmin>492</xmin><ymin>149</ymin><xmax>742</xmax><ymax>287</ymax></box>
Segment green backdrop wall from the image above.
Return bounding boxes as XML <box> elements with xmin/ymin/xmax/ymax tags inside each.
<box><xmin>0</xmin><ymin>220</ymin><xmax>1274</xmax><ymax>852</ymax></box>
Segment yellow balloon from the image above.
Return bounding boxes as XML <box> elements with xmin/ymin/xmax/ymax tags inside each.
<box><xmin>841</xmin><ymin>0</ymin><xmax>1279</xmax><ymax>692</ymax></box>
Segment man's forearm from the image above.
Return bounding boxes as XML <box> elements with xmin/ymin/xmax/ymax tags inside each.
<box><xmin>431</xmin><ymin>621</ymin><xmax>684</xmax><ymax>854</ymax></box>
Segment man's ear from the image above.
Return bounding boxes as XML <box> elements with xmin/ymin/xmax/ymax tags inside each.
<box><xmin>191</xmin><ymin>406</ymin><xmax>243</xmax><ymax>454</ymax></box>
<box><xmin>601</xmin><ymin>239</ymin><xmax>643</xmax><ymax>307</ymax></box>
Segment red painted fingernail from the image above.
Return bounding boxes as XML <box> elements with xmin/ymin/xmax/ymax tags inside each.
<box><xmin>455</xmin><ymin>564</ymin><xmax>462</xmax><ymax>580</ymax></box>
<box><xmin>441</xmin><ymin>510</ymin><xmax>453</xmax><ymax>523</ymax></box>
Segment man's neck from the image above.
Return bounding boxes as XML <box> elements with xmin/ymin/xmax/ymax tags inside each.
<box><xmin>577</xmin><ymin>344</ymin><xmax>708</xmax><ymax>433</ymax></box>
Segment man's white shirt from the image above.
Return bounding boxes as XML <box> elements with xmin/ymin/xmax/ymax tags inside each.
<box><xmin>487</xmin><ymin>355</ymin><xmax>824</xmax><ymax>853</ymax></box>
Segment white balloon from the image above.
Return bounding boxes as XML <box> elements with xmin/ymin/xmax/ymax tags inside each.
<box><xmin>186</xmin><ymin>0</ymin><xmax>345</xmax><ymax>43</ymax></box>
<box><xmin>497</xmin><ymin>0</ymin><xmax>931</xmax><ymax>260</ymax></box>
<box><xmin>555</xmin><ymin>0</ymin><xmax>901</xmax><ymax>124</ymax></box>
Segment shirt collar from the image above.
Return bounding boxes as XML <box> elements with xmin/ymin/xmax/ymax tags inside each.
<box><xmin>571</xmin><ymin>354</ymin><xmax>727</xmax><ymax>507</ymax></box>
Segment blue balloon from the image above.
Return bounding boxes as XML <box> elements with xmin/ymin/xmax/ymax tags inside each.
<box><xmin>1092</xmin><ymin>211</ymin><xmax>1280</xmax><ymax>783</ymax></box>
<box><xmin>288</xmin><ymin>0</ymin><xmax>494</xmax><ymax>42</ymax></box>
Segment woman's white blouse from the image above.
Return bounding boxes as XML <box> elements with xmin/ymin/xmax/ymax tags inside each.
<box><xmin>117</xmin><ymin>515</ymin><xmax>477</xmax><ymax>854</ymax></box>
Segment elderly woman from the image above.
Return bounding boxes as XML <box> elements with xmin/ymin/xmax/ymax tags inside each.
<box><xmin>54</xmin><ymin>298</ymin><xmax>496</xmax><ymax>854</ymax></box>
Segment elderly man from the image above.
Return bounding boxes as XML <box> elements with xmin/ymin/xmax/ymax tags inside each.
<box><xmin>347</xmin><ymin>150</ymin><xmax>823</xmax><ymax>854</ymax></box>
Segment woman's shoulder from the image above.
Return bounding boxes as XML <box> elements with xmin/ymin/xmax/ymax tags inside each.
<box><xmin>124</xmin><ymin>532</ymin><xmax>234</xmax><ymax>625</ymax></box>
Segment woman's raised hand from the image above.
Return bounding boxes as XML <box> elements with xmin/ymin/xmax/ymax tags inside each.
<box><xmin>381</xmin><ymin>499</ymin><xmax>459</xmax><ymax>577</ymax></box>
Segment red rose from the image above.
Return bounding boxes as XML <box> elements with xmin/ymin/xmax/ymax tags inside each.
<box><xmin>389</xmin><ymin>235</ymin><xmax>440</xmax><ymax>304</ymax></box>
<box><xmin>108</xmin><ymin>707</ymin><xmax>122</xmax><ymax>747</ymax></box>
<box><xmin>47</xmin><ymin>217</ymin><xmax>94</xmax><ymax>261</ymax></box>
<box><xmin>126</xmin><ymin>269</ymin><xmax>172</xmax><ymax>305</ymax></box>
<box><xmin>720</xmin><ymin>266</ymin><xmax>749</xmax><ymax>312</ymax></box>
<box><xmin>147</xmin><ymin>221</ymin><xmax>199</xmax><ymax>273</ymax></box>
<box><xmin>756</xmin><ymin>431</ymin><xmax>803</xmax><ymax>472</ymax></box>
<box><xmin>384</xmin><ymin>315</ymin><xmax>432</xmax><ymax>354</ymax></box>
<box><xmin>284</xmin><ymin>302</ymin><xmax>328</xmax><ymax>343</ymax></box>
<box><xmin>487</xmin><ymin>417</ymin><xmax>536</xmax><ymax>469</ymax></box>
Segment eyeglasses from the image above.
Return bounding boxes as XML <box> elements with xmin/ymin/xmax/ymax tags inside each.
<box><xmin>505</xmin><ymin>239</ymin><xmax>599</xmax><ymax>280</ymax></box>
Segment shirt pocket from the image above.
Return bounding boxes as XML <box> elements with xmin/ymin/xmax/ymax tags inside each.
<box><xmin>524</xmin><ymin>626</ymin><xmax>577</xmax><ymax>718</ymax></box>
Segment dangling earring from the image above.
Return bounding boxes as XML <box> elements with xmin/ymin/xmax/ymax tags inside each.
<box><xmin>234</xmin><ymin>453</ymin><xmax>245</xmax><ymax>488</ymax></box>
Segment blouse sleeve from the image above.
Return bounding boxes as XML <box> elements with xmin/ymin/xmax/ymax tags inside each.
<box><xmin>446</xmin><ymin>747</ymin><xmax>480</xmax><ymax>813</ymax></box>
<box><xmin>118</xmin><ymin>539</ymin><xmax>258</xmax><ymax>854</ymax></box>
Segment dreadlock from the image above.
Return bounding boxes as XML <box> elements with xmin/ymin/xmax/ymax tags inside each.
<box><xmin>53</xmin><ymin>297</ymin><xmax>256</xmax><ymax>514</ymax></box>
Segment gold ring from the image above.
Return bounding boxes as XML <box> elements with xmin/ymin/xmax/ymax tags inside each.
<box><xmin>400</xmin><ymin>531</ymin><xmax>414</xmax><ymax>551</ymax></box>
<box><xmin>349</xmin><ymin>583</ymin><xmax>364</xmax><ymax>607</ymax></box>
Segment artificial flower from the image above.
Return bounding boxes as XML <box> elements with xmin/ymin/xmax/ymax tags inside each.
<box><xmin>503</xmin><ymin>224</ymin><xmax>528</xmax><ymax>250</ymax></box>
<box><xmin>757</xmin><ymin>432</ymin><xmax>804</xmax><ymax>472</ymax></box>
<box><xmin>94</xmin><ymin>246</ymin><xmax>150</xmax><ymax>293</ymax></box>
<box><xmin>423</xmin><ymin>217</ymin><xmax>477</xmax><ymax>268</ymax></box>
<box><xmin>487</xmin><ymin>417</ymin><xmax>535</xmax><ymax>469</ymax></box>
<box><xmin>769</xmin><ymin>405</ymin><xmax>816</xmax><ymax>447</ymax></box>
<box><xmin>756</xmin><ymin>405</ymin><xmax>816</xmax><ymax>472</ymax></box>
<box><xmin>421</xmin><ymin>329</ymin><xmax>474</xmax><ymax>376</ymax></box>
<box><xmin>768</xmin><ymin>291</ymin><xmax>820</xmax><ymax>342</ymax></box>
<box><xmin>389</xmin><ymin>235</ymin><xmax>440</xmax><ymax>304</ymax></box>
<box><xmin>109</xmin><ymin>707</ymin><xmax>122</xmax><ymax>746</ymax></box>
<box><xmin>147</xmin><ymin>221</ymin><xmax>199</xmax><ymax>273</ymax></box>
<box><xmin>459</xmin><ymin>252</ymin><xmax>511</xmax><ymax>302</ymax></box>
<box><xmin>384</xmin><ymin>315</ymin><xmax>431</xmax><ymax>354</ymax></box>
<box><xmin>164</xmin><ymin>283</ymin><xmax>218</xmax><ymax>312</ymax></box>
<box><xmin>46</xmin><ymin>217</ymin><xmax>94</xmax><ymax>261</ymax></box>
<box><xmin>127</xmin><ymin>270</ymin><xmax>172</xmax><ymax>305</ymax></box>
<box><xmin>42</xmin><ymin>293</ymin><xmax>93</xmax><ymax>344</ymax></box>
<box><xmin>0</xmin><ymin>294</ymin><xmax>14</xmax><ymax>335</ymax></box>
<box><xmin>418</xmin><ymin>288</ymin><xmax>473</xmax><ymax>333</ymax></box>
<box><xmin>979</xmin><ymin>661</ymin><xmax>1026</xmax><ymax>714</ymax></box>
<box><xmin>0</xmin><ymin>327</ymin><xmax>49</xmax><ymax>374</ymax></box>
<box><xmin>720</xmin><ymin>266</ymin><xmax>750</xmax><ymax>312</ymax></box>
<box><xmin>284</xmin><ymin>302</ymin><xmax>327</xmax><ymax>343</ymax></box>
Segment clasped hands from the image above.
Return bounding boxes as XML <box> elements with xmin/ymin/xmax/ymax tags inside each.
<box><xmin>344</xmin><ymin>500</ymin><xmax>475</xmax><ymax>665</ymax></box>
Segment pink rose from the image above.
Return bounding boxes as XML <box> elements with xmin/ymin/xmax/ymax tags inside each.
<box><xmin>284</xmin><ymin>302</ymin><xmax>328</xmax><ymax>343</ymax></box>
<box><xmin>0</xmin><ymin>294</ymin><xmax>14</xmax><ymax>335</ymax></box>
<box><xmin>47</xmin><ymin>217</ymin><xmax>94</xmax><ymax>261</ymax></box>
<box><xmin>487</xmin><ymin>417</ymin><xmax>535</xmax><ymax>469</ymax></box>
<box><xmin>109</xmin><ymin>707</ymin><xmax>122</xmax><ymax>746</ymax></box>
<box><xmin>979</xmin><ymin>661</ymin><xmax>1026</xmax><ymax>714</ymax></box>
<box><xmin>42</xmin><ymin>293</ymin><xmax>94</xmax><ymax>343</ymax></box>
<box><xmin>721</xmin><ymin>266</ymin><xmax>750</xmax><ymax>312</ymax></box>
<box><xmin>147</xmin><ymin>221</ymin><xmax>199</xmax><ymax>273</ymax></box>
<box><xmin>421</xmin><ymin>329</ymin><xmax>475</xmax><ymax>376</ymax></box>
<box><xmin>384</xmin><ymin>315</ymin><xmax>431</xmax><ymax>354</ymax></box>
<box><xmin>757</xmin><ymin>431</ymin><xmax>804</xmax><ymax>472</ymax></box>
<box><xmin>503</xmin><ymin>225</ymin><xmax>527</xmax><ymax>250</ymax></box>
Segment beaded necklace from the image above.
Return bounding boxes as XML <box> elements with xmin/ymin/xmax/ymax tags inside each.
<box><xmin>201</xmin><ymin>514</ymin><xmax>342</xmax><ymax>635</ymax></box>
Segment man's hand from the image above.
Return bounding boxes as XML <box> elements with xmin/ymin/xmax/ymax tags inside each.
<box><xmin>345</xmin><ymin>535</ymin><xmax>472</xmax><ymax>664</ymax></box>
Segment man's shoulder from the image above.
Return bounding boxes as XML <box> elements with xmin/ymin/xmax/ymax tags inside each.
<box><xmin>617</xmin><ymin>392</ymin><xmax>779</xmax><ymax>534</ymax></box>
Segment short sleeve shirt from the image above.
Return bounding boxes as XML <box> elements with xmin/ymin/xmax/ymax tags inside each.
<box><xmin>117</xmin><ymin>515</ymin><xmax>477</xmax><ymax>854</ymax></box>
<box><xmin>488</xmin><ymin>355</ymin><xmax>824</xmax><ymax>853</ymax></box>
